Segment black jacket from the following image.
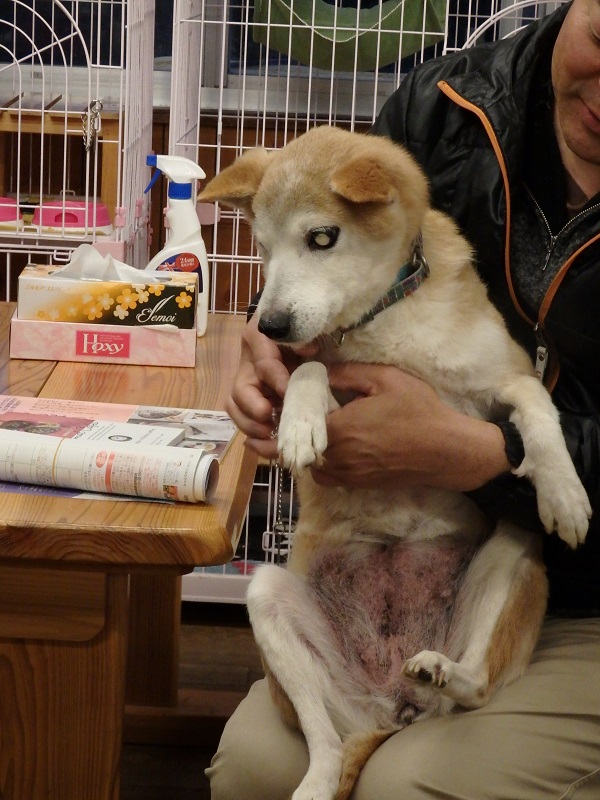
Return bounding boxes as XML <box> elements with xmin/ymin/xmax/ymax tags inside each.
<box><xmin>372</xmin><ymin>3</ymin><xmax>600</xmax><ymax>613</ymax></box>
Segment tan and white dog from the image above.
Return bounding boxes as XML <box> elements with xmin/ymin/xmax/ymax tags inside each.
<box><xmin>199</xmin><ymin>126</ymin><xmax>591</xmax><ymax>800</ymax></box>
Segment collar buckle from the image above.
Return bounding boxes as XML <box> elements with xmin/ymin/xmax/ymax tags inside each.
<box><xmin>331</xmin><ymin>329</ymin><xmax>345</xmax><ymax>348</ymax></box>
<box><xmin>412</xmin><ymin>232</ymin><xmax>430</xmax><ymax>277</ymax></box>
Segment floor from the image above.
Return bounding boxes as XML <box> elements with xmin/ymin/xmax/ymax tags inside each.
<box><xmin>121</xmin><ymin>601</ymin><xmax>264</xmax><ymax>800</ymax></box>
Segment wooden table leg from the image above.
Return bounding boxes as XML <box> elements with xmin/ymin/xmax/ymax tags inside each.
<box><xmin>125</xmin><ymin>573</ymin><xmax>182</xmax><ymax>707</ymax></box>
<box><xmin>0</xmin><ymin>568</ymin><xmax>128</xmax><ymax>800</ymax></box>
<box><xmin>123</xmin><ymin>573</ymin><xmax>247</xmax><ymax>748</ymax></box>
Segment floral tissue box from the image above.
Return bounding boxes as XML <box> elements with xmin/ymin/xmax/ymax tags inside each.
<box><xmin>15</xmin><ymin>263</ymin><xmax>198</xmax><ymax>329</ymax></box>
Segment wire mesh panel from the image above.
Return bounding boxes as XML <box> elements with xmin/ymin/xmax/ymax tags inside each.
<box><xmin>0</xmin><ymin>0</ymin><xmax>155</xmax><ymax>301</ymax></box>
<box><xmin>173</xmin><ymin>0</ymin><xmax>567</xmax><ymax>602</ymax></box>
<box><xmin>445</xmin><ymin>0</ymin><xmax>564</xmax><ymax>50</ymax></box>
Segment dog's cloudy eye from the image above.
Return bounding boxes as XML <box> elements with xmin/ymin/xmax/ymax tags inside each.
<box><xmin>308</xmin><ymin>226</ymin><xmax>339</xmax><ymax>250</ymax></box>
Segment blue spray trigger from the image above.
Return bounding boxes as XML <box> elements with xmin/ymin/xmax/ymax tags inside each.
<box><xmin>143</xmin><ymin>167</ymin><xmax>162</xmax><ymax>194</ymax></box>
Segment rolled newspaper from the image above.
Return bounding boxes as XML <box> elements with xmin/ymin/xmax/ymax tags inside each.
<box><xmin>0</xmin><ymin>428</ymin><xmax>219</xmax><ymax>503</ymax></box>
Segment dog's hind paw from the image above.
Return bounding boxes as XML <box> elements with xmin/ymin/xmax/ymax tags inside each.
<box><xmin>292</xmin><ymin>783</ymin><xmax>335</xmax><ymax>800</ymax></box>
<box><xmin>291</xmin><ymin>765</ymin><xmax>340</xmax><ymax>800</ymax></box>
<box><xmin>403</xmin><ymin>651</ymin><xmax>451</xmax><ymax>689</ymax></box>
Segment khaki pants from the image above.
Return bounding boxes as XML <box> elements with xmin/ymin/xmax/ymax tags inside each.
<box><xmin>208</xmin><ymin>617</ymin><xmax>600</xmax><ymax>799</ymax></box>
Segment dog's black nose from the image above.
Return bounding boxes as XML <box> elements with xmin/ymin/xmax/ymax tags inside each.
<box><xmin>258</xmin><ymin>311</ymin><xmax>292</xmax><ymax>341</ymax></box>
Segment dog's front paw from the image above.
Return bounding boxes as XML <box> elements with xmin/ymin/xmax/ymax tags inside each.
<box><xmin>278</xmin><ymin>407</ymin><xmax>328</xmax><ymax>472</ymax></box>
<box><xmin>537</xmin><ymin>487</ymin><xmax>591</xmax><ymax>550</ymax></box>
<box><xmin>403</xmin><ymin>651</ymin><xmax>453</xmax><ymax>689</ymax></box>
<box><xmin>277</xmin><ymin>361</ymin><xmax>332</xmax><ymax>472</ymax></box>
<box><xmin>524</xmin><ymin>461</ymin><xmax>592</xmax><ymax>548</ymax></box>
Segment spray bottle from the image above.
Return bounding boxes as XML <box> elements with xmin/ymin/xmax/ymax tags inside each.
<box><xmin>144</xmin><ymin>154</ymin><xmax>210</xmax><ymax>336</ymax></box>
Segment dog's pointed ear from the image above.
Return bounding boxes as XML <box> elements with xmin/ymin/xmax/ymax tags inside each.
<box><xmin>330</xmin><ymin>156</ymin><xmax>398</xmax><ymax>204</ymax></box>
<box><xmin>330</xmin><ymin>147</ymin><xmax>428</xmax><ymax>211</ymax></box>
<box><xmin>198</xmin><ymin>148</ymin><xmax>274</xmax><ymax>218</ymax></box>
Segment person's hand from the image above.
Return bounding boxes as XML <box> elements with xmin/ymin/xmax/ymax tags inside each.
<box><xmin>226</xmin><ymin>316</ymin><xmax>301</xmax><ymax>459</ymax></box>
<box><xmin>311</xmin><ymin>363</ymin><xmax>510</xmax><ymax>491</ymax></box>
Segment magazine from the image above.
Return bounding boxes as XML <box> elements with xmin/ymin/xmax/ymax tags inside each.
<box><xmin>0</xmin><ymin>395</ymin><xmax>238</xmax><ymax>503</ymax></box>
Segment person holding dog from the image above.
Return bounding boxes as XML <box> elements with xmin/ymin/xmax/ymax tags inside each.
<box><xmin>209</xmin><ymin>1</ymin><xmax>600</xmax><ymax>797</ymax></box>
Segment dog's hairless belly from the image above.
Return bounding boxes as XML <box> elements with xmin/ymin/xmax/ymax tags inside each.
<box><xmin>309</xmin><ymin>537</ymin><xmax>475</xmax><ymax>711</ymax></box>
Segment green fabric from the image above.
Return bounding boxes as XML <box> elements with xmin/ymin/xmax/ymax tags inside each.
<box><xmin>252</xmin><ymin>0</ymin><xmax>447</xmax><ymax>72</ymax></box>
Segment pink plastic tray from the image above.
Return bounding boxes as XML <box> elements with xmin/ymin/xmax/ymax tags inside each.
<box><xmin>32</xmin><ymin>200</ymin><xmax>111</xmax><ymax>229</ymax></box>
<box><xmin>0</xmin><ymin>197</ymin><xmax>21</xmax><ymax>224</ymax></box>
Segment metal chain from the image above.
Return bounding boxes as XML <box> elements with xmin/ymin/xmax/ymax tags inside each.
<box><xmin>262</xmin><ymin>411</ymin><xmax>296</xmax><ymax>563</ymax></box>
<box><xmin>81</xmin><ymin>100</ymin><xmax>103</xmax><ymax>153</ymax></box>
<box><xmin>270</xmin><ymin>407</ymin><xmax>284</xmax><ymax>529</ymax></box>
<box><xmin>275</xmin><ymin>461</ymin><xmax>284</xmax><ymax>528</ymax></box>
<box><xmin>273</xmin><ymin>463</ymin><xmax>295</xmax><ymax>564</ymax></box>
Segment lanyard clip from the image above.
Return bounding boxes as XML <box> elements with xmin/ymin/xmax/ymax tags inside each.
<box><xmin>534</xmin><ymin>324</ymin><xmax>548</xmax><ymax>382</ymax></box>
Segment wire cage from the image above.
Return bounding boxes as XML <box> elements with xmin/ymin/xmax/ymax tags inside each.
<box><xmin>0</xmin><ymin>0</ymin><xmax>156</xmax><ymax>301</ymax></box>
<box><xmin>175</xmin><ymin>0</ymin><xmax>567</xmax><ymax>603</ymax></box>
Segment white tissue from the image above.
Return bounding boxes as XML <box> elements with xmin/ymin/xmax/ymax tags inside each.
<box><xmin>51</xmin><ymin>244</ymin><xmax>158</xmax><ymax>283</ymax></box>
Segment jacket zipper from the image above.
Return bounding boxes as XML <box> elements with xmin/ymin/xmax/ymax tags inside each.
<box><xmin>524</xmin><ymin>184</ymin><xmax>600</xmax><ymax>272</ymax></box>
<box><xmin>523</xmin><ymin>186</ymin><xmax>556</xmax><ymax>271</ymax></box>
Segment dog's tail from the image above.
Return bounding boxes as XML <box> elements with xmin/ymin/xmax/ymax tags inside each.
<box><xmin>334</xmin><ymin>729</ymin><xmax>395</xmax><ymax>800</ymax></box>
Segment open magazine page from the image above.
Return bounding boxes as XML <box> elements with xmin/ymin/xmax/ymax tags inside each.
<box><xmin>125</xmin><ymin>406</ymin><xmax>237</xmax><ymax>460</ymax></box>
<box><xmin>0</xmin><ymin>395</ymin><xmax>237</xmax><ymax>502</ymax></box>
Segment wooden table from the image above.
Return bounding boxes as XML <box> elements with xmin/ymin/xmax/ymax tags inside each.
<box><xmin>0</xmin><ymin>303</ymin><xmax>256</xmax><ymax>800</ymax></box>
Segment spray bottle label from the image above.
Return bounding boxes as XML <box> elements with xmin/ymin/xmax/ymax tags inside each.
<box><xmin>156</xmin><ymin>253</ymin><xmax>203</xmax><ymax>291</ymax></box>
